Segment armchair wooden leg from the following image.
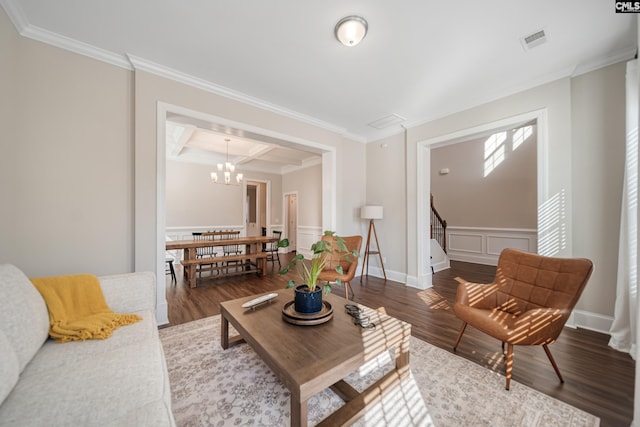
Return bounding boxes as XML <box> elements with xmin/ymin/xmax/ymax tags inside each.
<box><xmin>346</xmin><ymin>281</ymin><xmax>355</xmax><ymax>300</ymax></box>
<box><xmin>453</xmin><ymin>322</ymin><xmax>467</xmax><ymax>352</ymax></box>
<box><xmin>505</xmin><ymin>343</ymin><xmax>514</xmax><ymax>390</ymax></box>
<box><xmin>543</xmin><ymin>344</ymin><xmax>564</xmax><ymax>383</ymax></box>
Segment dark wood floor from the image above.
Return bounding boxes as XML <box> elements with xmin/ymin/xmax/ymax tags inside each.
<box><xmin>164</xmin><ymin>255</ymin><xmax>634</xmax><ymax>427</ymax></box>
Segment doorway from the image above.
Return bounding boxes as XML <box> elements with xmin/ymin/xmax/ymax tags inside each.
<box><xmin>416</xmin><ymin>108</ymin><xmax>548</xmax><ymax>289</ymax></box>
<box><xmin>284</xmin><ymin>192</ymin><xmax>298</xmax><ymax>252</ymax></box>
<box><xmin>246</xmin><ymin>180</ymin><xmax>267</xmax><ymax>237</ymax></box>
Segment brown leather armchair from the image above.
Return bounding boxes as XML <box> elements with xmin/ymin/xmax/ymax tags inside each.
<box><xmin>317</xmin><ymin>235</ymin><xmax>362</xmax><ymax>300</ymax></box>
<box><xmin>453</xmin><ymin>248</ymin><xmax>593</xmax><ymax>390</ymax></box>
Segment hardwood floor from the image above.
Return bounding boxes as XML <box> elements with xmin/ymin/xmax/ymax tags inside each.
<box><xmin>164</xmin><ymin>256</ymin><xmax>634</xmax><ymax>427</ymax></box>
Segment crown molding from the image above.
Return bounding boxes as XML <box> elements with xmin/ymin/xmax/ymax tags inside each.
<box><xmin>0</xmin><ymin>0</ymin><xmax>27</xmax><ymax>32</ymax></box>
<box><xmin>572</xmin><ymin>46</ymin><xmax>637</xmax><ymax>77</ymax></box>
<box><xmin>24</xmin><ymin>25</ymin><xmax>132</xmax><ymax>69</ymax></box>
<box><xmin>127</xmin><ymin>55</ymin><xmax>367</xmax><ymax>142</ymax></box>
<box><xmin>1</xmin><ymin>0</ymin><xmax>132</xmax><ymax>69</ymax></box>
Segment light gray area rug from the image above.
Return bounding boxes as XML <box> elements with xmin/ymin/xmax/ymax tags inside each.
<box><xmin>159</xmin><ymin>316</ymin><xmax>599</xmax><ymax>427</ymax></box>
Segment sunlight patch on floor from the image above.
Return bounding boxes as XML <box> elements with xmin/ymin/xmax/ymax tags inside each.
<box><xmin>417</xmin><ymin>288</ymin><xmax>451</xmax><ymax>311</ymax></box>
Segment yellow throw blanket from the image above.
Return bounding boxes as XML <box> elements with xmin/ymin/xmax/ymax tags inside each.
<box><xmin>30</xmin><ymin>274</ymin><xmax>141</xmax><ymax>343</ymax></box>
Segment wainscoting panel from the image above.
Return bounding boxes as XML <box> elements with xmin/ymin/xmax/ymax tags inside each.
<box><xmin>296</xmin><ymin>226</ymin><xmax>323</xmax><ymax>259</ymax></box>
<box><xmin>447</xmin><ymin>227</ymin><xmax>537</xmax><ymax>266</ymax></box>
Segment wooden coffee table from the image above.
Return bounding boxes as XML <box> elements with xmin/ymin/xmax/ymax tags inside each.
<box><xmin>220</xmin><ymin>288</ymin><xmax>411</xmax><ymax>427</ymax></box>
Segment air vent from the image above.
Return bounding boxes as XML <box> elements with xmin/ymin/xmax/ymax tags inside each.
<box><xmin>520</xmin><ymin>28</ymin><xmax>548</xmax><ymax>51</ymax></box>
<box><xmin>368</xmin><ymin>114</ymin><xmax>406</xmax><ymax>130</ymax></box>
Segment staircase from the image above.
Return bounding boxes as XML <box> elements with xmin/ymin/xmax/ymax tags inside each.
<box><xmin>430</xmin><ymin>194</ymin><xmax>450</xmax><ymax>273</ymax></box>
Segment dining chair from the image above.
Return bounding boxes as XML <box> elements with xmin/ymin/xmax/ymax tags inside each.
<box><xmin>192</xmin><ymin>232</ymin><xmax>217</xmax><ymax>277</ymax></box>
<box><xmin>317</xmin><ymin>235</ymin><xmax>362</xmax><ymax>300</ymax></box>
<box><xmin>221</xmin><ymin>230</ymin><xmax>242</xmax><ymax>273</ymax></box>
<box><xmin>452</xmin><ymin>248</ymin><xmax>593</xmax><ymax>390</ymax></box>
<box><xmin>265</xmin><ymin>230</ymin><xmax>282</xmax><ymax>270</ymax></box>
<box><xmin>165</xmin><ymin>255</ymin><xmax>176</xmax><ymax>284</ymax></box>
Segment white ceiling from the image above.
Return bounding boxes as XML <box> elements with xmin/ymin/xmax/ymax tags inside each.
<box><xmin>2</xmin><ymin>1</ymin><xmax>637</xmax><ymax>172</ymax></box>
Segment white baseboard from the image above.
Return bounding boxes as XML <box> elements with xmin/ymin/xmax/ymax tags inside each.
<box><xmin>156</xmin><ymin>301</ymin><xmax>169</xmax><ymax>326</ymax></box>
<box><xmin>567</xmin><ymin>309</ymin><xmax>613</xmax><ymax>335</ymax></box>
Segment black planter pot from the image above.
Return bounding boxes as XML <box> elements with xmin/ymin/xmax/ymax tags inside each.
<box><xmin>293</xmin><ymin>284</ymin><xmax>323</xmax><ymax>314</ymax></box>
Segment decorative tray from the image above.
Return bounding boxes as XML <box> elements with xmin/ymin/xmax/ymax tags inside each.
<box><xmin>282</xmin><ymin>301</ymin><xmax>333</xmax><ymax>326</ymax></box>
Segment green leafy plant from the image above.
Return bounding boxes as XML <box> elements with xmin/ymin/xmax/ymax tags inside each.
<box><xmin>277</xmin><ymin>230</ymin><xmax>359</xmax><ymax>295</ymax></box>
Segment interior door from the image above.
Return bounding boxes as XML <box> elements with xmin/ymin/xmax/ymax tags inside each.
<box><xmin>246</xmin><ymin>183</ymin><xmax>260</xmax><ymax>237</ymax></box>
<box><xmin>285</xmin><ymin>193</ymin><xmax>298</xmax><ymax>251</ymax></box>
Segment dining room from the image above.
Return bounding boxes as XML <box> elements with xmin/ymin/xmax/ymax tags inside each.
<box><xmin>163</xmin><ymin>112</ymin><xmax>327</xmax><ymax>287</ymax></box>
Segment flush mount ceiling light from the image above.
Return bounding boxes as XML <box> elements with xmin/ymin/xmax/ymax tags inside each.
<box><xmin>334</xmin><ymin>15</ymin><xmax>368</xmax><ymax>47</ymax></box>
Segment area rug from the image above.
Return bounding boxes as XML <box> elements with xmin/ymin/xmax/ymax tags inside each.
<box><xmin>159</xmin><ymin>316</ymin><xmax>599</xmax><ymax>427</ymax></box>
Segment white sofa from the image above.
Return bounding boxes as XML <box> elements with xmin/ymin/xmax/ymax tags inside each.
<box><xmin>0</xmin><ymin>264</ymin><xmax>176</xmax><ymax>426</ymax></box>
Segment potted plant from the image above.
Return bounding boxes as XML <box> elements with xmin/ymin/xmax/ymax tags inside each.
<box><xmin>277</xmin><ymin>231</ymin><xmax>359</xmax><ymax>314</ymax></box>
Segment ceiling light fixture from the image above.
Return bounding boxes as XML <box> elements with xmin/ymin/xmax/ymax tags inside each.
<box><xmin>335</xmin><ymin>15</ymin><xmax>368</xmax><ymax>47</ymax></box>
<box><xmin>211</xmin><ymin>138</ymin><xmax>243</xmax><ymax>185</ymax></box>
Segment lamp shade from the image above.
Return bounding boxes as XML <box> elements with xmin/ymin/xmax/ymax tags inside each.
<box><xmin>361</xmin><ymin>205</ymin><xmax>383</xmax><ymax>220</ymax></box>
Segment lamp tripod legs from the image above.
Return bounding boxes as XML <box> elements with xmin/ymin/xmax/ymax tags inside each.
<box><xmin>360</xmin><ymin>220</ymin><xmax>387</xmax><ymax>283</ymax></box>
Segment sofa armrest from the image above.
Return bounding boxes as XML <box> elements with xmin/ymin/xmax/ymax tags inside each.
<box><xmin>98</xmin><ymin>272</ymin><xmax>156</xmax><ymax>315</ymax></box>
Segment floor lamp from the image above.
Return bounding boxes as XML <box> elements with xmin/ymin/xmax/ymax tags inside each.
<box><xmin>360</xmin><ymin>205</ymin><xmax>387</xmax><ymax>282</ymax></box>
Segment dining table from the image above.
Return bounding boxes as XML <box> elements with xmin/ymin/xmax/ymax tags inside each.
<box><xmin>166</xmin><ymin>235</ymin><xmax>280</xmax><ymax>287</ymax></box>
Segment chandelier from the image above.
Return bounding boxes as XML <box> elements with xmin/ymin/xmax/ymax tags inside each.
<box><xmin>211</xmin><ymin>138</ymin><xmax>243</xmax><ymax>185</ymax></box>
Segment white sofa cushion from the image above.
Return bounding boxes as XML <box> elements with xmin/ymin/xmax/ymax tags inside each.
<box><xmin>0</xmin><ymin>329</ymin><xmax>19</xmax><ymax>406</ymax></box>
<box><xmin>23</xmin><ymin>309</ymin><xmax>157</xmax><ymax>375</ymax></box>
<box><xmin>0</xmin><ymin>265</ymin><xmax>49</xmax><ymax>373</ymax></box>
<box><xmin>0</xmin><ymin>337</ymin><xmax>172</xmax><ymax>426</ymax></box>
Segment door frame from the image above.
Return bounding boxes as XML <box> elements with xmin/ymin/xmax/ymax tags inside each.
<box><xmin>151</xmin><ymin>102</ymin><xmax>337</xmax><ymax>325</ymax></box>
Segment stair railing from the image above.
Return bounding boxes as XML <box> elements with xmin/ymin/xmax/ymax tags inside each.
<box><xmin>430</xmin><ymin>194</ymin><xmax>447</xmax><ymax>253</ymax></box>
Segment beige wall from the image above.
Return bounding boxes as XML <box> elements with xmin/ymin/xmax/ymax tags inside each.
<box><xmin>571</xmin><ymin>61</ymin><xmax>626</xmax><ymax>317</ymax></box>
<box><xmin>165</xmin><ymin>160</ymin><xmax>282</xmax><ymax>227</ymax></box>
<box><xmin>365</xmin><ymin>132</ymin><xmax>406</xmax><ymax>273</ymax></box>
<box><xmin>430</xmin><ymin>126</ymin><xmax>537</xmax><ymax>229</ymax></box>
<box><xmin>0</xmin><ymin>8</ymin><xmax>18</xmax><ymax>263</ymax></box>
<box><xmin>369</xmin><ymin>62</ymin><xmax>626</xmax><ymax>319</ymax></box>
<box><xmin>0</xmin><ymin>8</ymin><xmax>134</xmax><ymax>277</ymax></box>
<box><xmin>282</xmin><ymin>164</ymin><xmax>322</xmax><ymax>228</ymax></box>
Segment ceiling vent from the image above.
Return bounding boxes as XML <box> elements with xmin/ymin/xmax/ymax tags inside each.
<box><xmin>520</xmin><ymin>28</ymin><xmax>548</xmax><ymax>51</ymax></box>
<box><xmin>368</xmin><ymin>114</ymin><xmax>406</xmax><ymax>130</ymax></box>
